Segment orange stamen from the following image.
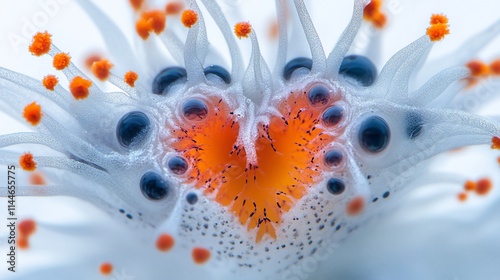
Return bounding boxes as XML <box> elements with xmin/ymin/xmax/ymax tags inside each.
<box><xmin>181</xmin><ymin>9</ymin><xmax>198</xmax><ymax>28</ymax></box>
<box><xmin>234</xmin><ymin>22</ymin><xmax>252</xmax><ymax>39</ymax></box>
<box><xmin>489</xmin><ymin>59</ymin><xmax>500</xmax><ymax>75</ymax></box>
<box><xmin>29</xmin><ymin>32</ymin><xmax>52</xmax><ymax>56</ymax></box>
<box><xmin>156</xmin><ymin>233</ymin><xmax>175</xmax><ymax>252</ymax></box>
<box><xmin>464</xmin><ymin>180</ymin><xmax>477</xmax><ymax>192</ymax></box>
<box><xmin>69</xmin><ymin>76</ymin><xmax>92</xmax><ymax>100</ymax></box>
<box><xmin>124</xmin><ymin>71</ymin><xmax>139</xmax><ymax>87</ymax></box>
<box><xmin>129</xmin><ymin>0</ymin><xmax>144</xmax><ymax>11</ymax></box>
<box><xmin>84</xmin><ymin>54</ymin><xmax>102</xmax><ymax>70</ymax></box>
<box><xmin>476</xmin><ymin>178</ymin><xmax>493</xmax><ymax>195</ymax></box>
<box><xmin>491</xmin><ymin>136</ymin><xmax>500</xmax><ymax>150</ymax></box>
<box><xmin>23</xmin><ymin>102</ymin><xmax>43</xmax><ymax>126</ymax></box>
<box><xmin>457</xmin><ymin>192</ymin><xmax>468</xmax><ymax>202</ymax></box>
<box><xmin>19</xmin><ymin>219</ymin><xmax>36</xmax><ymax>237</ymax></box>
<box><xmin>20</xmin><ymin>153</ymin><xmax>36</xmax><ymax>171</ymax></box>
<box><xmin>467</xmin><ymin>60</ymin><xmax>490</xmax><ymax>77</ymax></box>
<box><xmin>42</xmin><ymin>75</ymin><xmax>58</xmax><ymax>91</ymax></box>
<box><xmin>166</xmin><ymin>2</ymin><xmax>184</xmax><ymax>15</ymax></box>
<box><xmin>91</xmin><ymin>59</ymin><xmax>114</xmax><ymax>81</ymax></box>
<box><xmin>346</xmin><ymin>196</ymin><xmax>365</xmax><ymax>216</ymax></box>
<box><xmin>52</xmin><ymin>52</ymin><xmax>71</xmax><ymax>70</ymax></box>
<box><xmin>99</xmin><ymin>262</ymin><xmax>113</xmax><ymax>275</ymax></box>
<box><xmin>136</xmin><ymin>17</ymin><xmax>153</xmax><ymax>40</ymax></box>
<box><xmin>192</xmin><ymin>247</ymin><xmax>211</xmax><ymax>264</ymax></box>
<box><xmin>426</xmin><ymin>15</ymin><xmax>450</xmax><ymax>42</ymax></box>
<box><xmin>430</xmin><ymin>14</ymin><xmax>448</xmax><ymax>25</ymax></box>
<box><xmin>363</xmin><ymin>0</ymin><xmax>387</xmax><ymax>28</ymax></box>
<box><xmin>29</xmin><ymin>172</ymin><xmax>46</xmax><ymax>185</ymax></box>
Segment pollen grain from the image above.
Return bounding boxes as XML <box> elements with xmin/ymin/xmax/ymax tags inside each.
<box><xmin>20</xmin><ymin>153</ymin><xmax>37</xmax><ymax>171</ymax></box>
<box><xmin>124</xmin><ymin>71</ymin><xmax>139</xmax><ymax>87</ymax></box>
<box><xmin>23</xmin><ymin>102</ymin><xmax>43</xmax><ymax>126</ymax></box>
<box><xmin>156</xmin><ymin>233</ymin><xmax>175</xmax><ymax>252</ymax></box>
<box><xmin>234</xmin><ymin>22</ymin><xmax>252</xmax><ymax>39</ymax></box>
<box><xmin>192</xmin><ymin>247</ymin><xmax>211</xmax><ymax>264</ymax></box>
<box><xmin>69</xmin><ymin>76</ymin><xmax>92</xmax><ymax>100</ymax></box>
<box><xmin>52</xmin><ymin>52</ymin><xmax>71</xmax><ymax>70</ymax></box>
<box><xmin>29</xmin><ymin>32</ymin><xmax>52</xmax><ymax>56</ymax></box>
<box><xmin>92</xmin><ymin>59</ymin><xmax>114</xmax><ymax>81</ymax></box>
<box><xmin>42</xmin><ymin>75</ymin><xmax>58</xmax><ymax>91</ymax></box>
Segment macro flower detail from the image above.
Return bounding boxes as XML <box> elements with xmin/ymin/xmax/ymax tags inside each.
<box><xmin>1</xmin><ymin>0</ymin><xmax>500</xmax><ymax>279</ymax></box>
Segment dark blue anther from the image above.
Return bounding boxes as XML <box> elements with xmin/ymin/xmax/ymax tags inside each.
<box><xmin>168</xmin><ymin>156</ymin><xmax>188</xmax><ymax>175</ymax></box>
<box><xmin>140</xmin><ymin>172</ymin><xmax>170</xmax><ymax>201</ymax></box>
<box><xmin>152</xmin><ymin>66</ymin><xmax>187</xmax><ymax>94</ymax></box>
<box><xmin>204</xmin><ymin>65</ymin><xmax>231</xmax><ymax>84</ymax></box>
<box><xmin>339</xmin><ymin>55</ymin><xmax>377</xmax><ymax>86</ymax></box>
<box><xmin>359</xmin><ymin>116</ymin><xmax>390</xmax><ymax>153</ymax></box>
<box><xmin>117</xmin><ymin>111</ymin><xmax>150</xmax><ymax>147</ymax></box>
<box><xmin>322</xmin><ymin>106</ymin><xmax>343</xmax><ymax>127</ymax></box>
<box><xmin>183</xmin><ymin>99</ymin><xmax>208</xmax><ymax>121</ymax></box>
<box><xmin>283</xmin><ymin>57</ymin><xmax>312</xmax><ymax>80</ymax></box>
<box><xmin>327</xmin><ymin>178</ymin><xmax>345</xmax><ymax>195</ymax></box>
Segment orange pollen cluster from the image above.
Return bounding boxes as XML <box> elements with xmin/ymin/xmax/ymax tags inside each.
<box><xmin>124</xmin><ymin>71</ymin><xmax>139</xmax><ymax>87</ymax></box>
<box><xmin>52</xmin><ymin>52</ymin><xmax>71</xmax><ymax>70</ymax></box>
<box><xmin>29</xmin><ymin>172</ymin><xmax>46</xmax><ymax>185</ymax></box>
<box><xmin>19</xmin><ymin>153</ymin><xmax>37</xmax><ymax>171</ymax></box>
<box><xmin>18</xmin><ymin>219</ymin><xmax>37</xmax><ymax>249</ymax></box>
<box><xmin>92</xmin><ymin>59</ymin><xmax>114</xmax><ymax>81</ymax></box>
<box><xmin>426</xmin><ymin>14</ymin><xmax>450</xmax><ymax>42</ymax></box>
<box><xmin>42</xmin><ymin>75</ymin><xmax>58</xmax><ymax>91</ymax></box>
<box><xmin>363</xmin><ymin>0</ymin><xmax>387</xmax><ymax>29</ymax></box>
<box><xmin>459</xmin><ymin>178</ymin><xmax>493</xmax><ymax>202</ymax></box>
<box><xmin>100</xmin><ymin>262</ymin><xmax>113</xmax><ymax>275</ymax></box>
<box><xmin>129</xmin><ymin>0</ymin><xmax>144</xmax><ymax>11</ymax></box>
<box><xmin>234</xmin><ymin>22</ymin><xmax>252</xmax><ymax>39</ymax></box>
<box><xmin>181</xmin><ymin>9</ymin><xmax>198</xmax><ymax>28</ymax></box>
<box><xmin>491</xmin><ymin>136</ymin><xmax>500</xmax><ymax>150</ymax></box>
<box><xmin>465</xmin><ymin>59</ymin><xmax>500</xmax><ymax>87</ymax></box>
<box><xmin>136</xmin><ymin>10</ymin><xmax>166</xmax><ymax>40</ymax></box>
<box><xmin>156</xmin><ymin>233</ymin><xmax>175</xmax><ymax>252</ymax></box>
<box><xmin>23</xmin><ymin>102</ymin><xmax>43</xmax><ymax>126</ymax></box>
<box><xmin>192</xmin><ymin>247</ymin><xmax>211</xmax><ymax>264</ymax></box>
<box><xmin>29</xmin><ymin>31</ymin><xmax>52</xmax><ymax>56</ymax></box>
<box><xmin>69</xmin><ymin>76</ymin><xmax>92</xmax><ymax>100</ymax></box>
<box><xmin>165</xmin><ymin>2</ymin><xmax>184</xmax><ymax>15</ymax></box>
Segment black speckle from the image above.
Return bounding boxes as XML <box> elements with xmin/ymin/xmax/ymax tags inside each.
<box><xmin>372</xmin><ymin>197</ymin><xmax>378</xmax><ymax>202</ymax></box>
<box><xmin>383</xmin><ymin>191</ymin><xmax>390</xmax><ymax>198</ymax></box>
<box><xmin>126</xmin><ymin>214</ymin><xmax>133</xmax><ymax>219</ymax></box>
<box><xmin>119</xmin><ymin>209</ymin><xmax>125</xmax><ymax>214</ymax></box>
<box><xmin>186</xmin><ymin>192</ymin><xmax>198</xmax><ymax>205</ymax></box>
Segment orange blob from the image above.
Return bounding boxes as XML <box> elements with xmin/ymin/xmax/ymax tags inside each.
<box><xmin>42</xmin><ymin>75</ymin><xmax>58</xmax><ymax>91</ymax></box>
<box><xmin>234</xmin><ymin>22</ymin><xmax>252</xmax><ymax>39</ymax></box>
<box><xmin>17</xmin><ymin>237</ymin><xmax>29</xmax><ymax>249</ymax></box>
<box><xmin>346</xmin><ymin>196</ymin><xmax>365</xmax><ymax>216</ymax></box>
<box><xmin>19</xmin><ymin>219</ymin><xmax>36</xmax><ymax>236</ymax></box>
<box><xmin>489</xmin><ymin>59</ymin><xmax>500</xmax><ymax>75</ymax></box>
<box><xmin>145</xmin><ymin>10</ymin><xmax>167</xmax><ymax>34</ymax></box>
<box><xmin>467</xmin><ymin>60</ymin><xmax>490</xmax><ymax>77</ymax></box>
<box><xmin>172</xmin><ymin>87</ymin><xmax>338</xmax><ymax>242</ymax></box>
<box><xmin>69</xmin><ymin>76</ymin><xmax>92</xmax><ymax>100</ymax></box>
<box><xmin>100</xmin><ymin>262</ymin><xmax>113</xmax><ymax>275</ymax></box>
<box><xmin>491</xmin><ymin>136</ymin><xmax>500</xmax><ymax>150</ymax></box>
<box><xmin>430</xmin><ymin>14</ymin><xmax>449</xmax><ymax>25</ymax></box>
<box><xmin>19</xmin><ymin>153</ymin><xmax>36</xmax><ymax>171</ymax></box>
<box><xmin>84</xmin><ymin>54</ymin><xmax>102</xmax><ymax>70</ymax></box>
<box><xmin>136</xmin><ymin>17</ymin><xmax>152</xmax><ymax>40</ymax></box>
<box><xmin>464</xmin><ymin>180</ymin><xmax>477</xmax><ymax>192</ymax></box>
<box><xmin>363</xmin><ymin>0</ymin><xmax>387</xmax><ymax>28</ymax></box>
<box><xmin>457</xmin><ymin>192</ymin><xmax>468</xmax><ymax>202</ymax></box>
<box><xmin>476</xmin><ymin>178</ymin><xmax>493</xmax><ymax>196</ymax></box>
<box><xmin>268</xmin><ymin>20</ymin><xmax>279</xmax><ymax>40</ymax></box>
<box><xmin>181</xmin><ymin>9</ymin><xmax>198</xmax><ymax>28</ymax></box>
<box><xmin>92</xmin><ymin>59</ymin><xmax>114</xmax><ymax>81</ymax></box>
<box><xmin>192</xmin><ymin>247</ymin><xmax>211</xmax><ymax>264</ymax></box>
<box><xmin>166</xmin><ymin>2</ymin><xmax>184</xmax><ymax>15</ymax></box>
<box><xmin>52</xmin><ymin>52</ymin><xmax>71</xmax><ymax>70</ymax></box>
<box><xmin>29</xmin><ymin>32</ymin><xmax>52</xmax><ymax>56</ymax></box>
<box><xmin>23</xmin><ymin>102</ymin><xmax>43</xmax><ymax>126</ymax></box>
<box><xmin>156</xmin><ymin>233</ymin><xmax>175</xmax><ymax>252</ymax></box>
<box><xmin>129</xmin><ymin>0</ymin><xmax>144</xmax><ymax>11</ymax></box>
<box><xmin>29</xmin><ymin>172</ymin><xmax>46</xmax><ymax>185</ymax></box>
<box><xmin>124</xmin><ymin>71</ymin><xmax>139</xmax><ymax>87</ymax></box>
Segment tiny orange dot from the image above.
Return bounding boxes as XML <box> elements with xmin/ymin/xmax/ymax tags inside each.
<box><xmin>464</xmin><ymin>180</ymin><xmax>477</xmax><ymax>192</ymax></box>
<box><xmin>143</xmin><ymin>10</ymin><xmax>167</xmax><ymax>34</ymax></box>
<box><xmin>430</xmin><ymin>14</ymin><xmax>449</xmax><ymax>25</ymax></box>
<box><xmin>29</xmin><ymin>32</ymin><xmax>52</xmax><ymax>56</ymax></box>
<box><xmin>42</xmin><ymin>75</ymin><xmax>58</xmax><ymax>91</ymax></box>
<box><xmin>17</xmin><ymin>237</ymin><xmax>29</xmax><ymax>249</ymax></box>
<box><xmin>129</xmin><ymin>0</ymin><xmax>144</xmax><ymax>11</ymax></box>
<box><xmin>192</xmin><ymin>247</ymin><xmax>211</xmax><ymax>264</ymax></box>
<box><xmin>181</xmin><ymin>9</ymin><xmax>198</xmax><ymax>28</ymax></box>
<box><xmin>476</xmin><ymin>178</ymin><xmax>493</xmax><ymax>196</ymax></box>
<box><xmin>19</xmin><ymin>153</ymin><xmax>37</xmax><ymax>171</ymax></box>
<box><xmin>346</xmin><ymin>196</ymin><xmax>364</xmax><ymax>216</ymax></box>
<box><xmin>69</xmin><ymin>76</ymin><xmax>92</xmax><ymax>100</ymax></box>
<box><xmin>53</xmin><ymin>52</ymin><xmax>71</xmax><ymax>70</ymax></box>
<box><xmin>426</xmin><ymin>23</ymin><xmax>450</xmax><ymax>42</ymax></box>
<box><xmin>489</xmin><ymin>59</ymin><xmax>500</xmax><ymax>75</ymax></box>
<box><xmin>467</xmin><ymin>60</ymin><xmax>490</xmax><ymax>77</ymax></box>
<box><xmin>234</xmin><ymin>22</ymin><xmax>252</xmax><ymax>39</ymax></box>
<box><xmin>491</xmin><ymin>136</ymin><xmax>500</xmax><ymax>150</ymax></box>
<box><xmin>23</xmin><ymin>102</ymin><xmax>43</xmax><ymax>126</ymax></box>
<box><xmin>100</xmin><ymin>262</ymin><xmax>113</xmax><ymax>275</ymax></box>
<box><xmin>19</xmin><ymin>219</ymin><xmax>37</xmax><ymax>237</ymax></box>
<box><xmin>124</xmin><ymin>71</ymin><xmax>139</xmax><ymax>87</ymax></box>
<box><xmin>457</xmin><ymin>192</ymin><xmax>468</xmax><ymax>202</ymax></box>
<box><xmin>29</xmin><ymin>172</ymin><xmax>46</xmax><ymax>185</ymax></box>
<box><xmin>156</xmin><ymin>233</ymin><xmax>175</xmax><ymax>252</ymax></box>
<box><xmin>166</xmin><ymin>2</ymin><xmax>184</xmax><ymax>15</ymax></box>
<box><xmin>91</xmin><ymin>59</ymin><xmax>114</xmax><ymax>81</ymax></box>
